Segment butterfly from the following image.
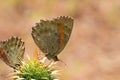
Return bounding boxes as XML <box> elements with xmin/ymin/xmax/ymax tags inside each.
<box><xmin>31</xmin><ymin>16</ymin><xmax>73</xmax><ymax>61</ymax></box>
<box><xmin>0</xmin><ymin>37</ymin><xmax>25</xmax><ymax>69</ymax></box>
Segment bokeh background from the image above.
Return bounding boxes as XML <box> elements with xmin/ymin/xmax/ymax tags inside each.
<box><xmin>0</xmin><ymin>0</ymin><xmax>120</xmax><ymax>80</ymax></box>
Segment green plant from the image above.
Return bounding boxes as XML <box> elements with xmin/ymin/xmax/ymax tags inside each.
<box><xmin>11</xmin><ymin>59</ymin><xmax>59</xmax><ymax>80</ymax></box>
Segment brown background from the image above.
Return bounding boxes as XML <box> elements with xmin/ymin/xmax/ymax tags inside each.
<box><xmin>0</xmin><ymin>0</ymin><xmax>120</xmax><ymax>80</ymax></box>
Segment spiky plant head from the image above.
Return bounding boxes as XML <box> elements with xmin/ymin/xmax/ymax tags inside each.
<box><xmin>11</xmin><ymin>59</ymin><xmax>59</xmax><ymax>80</ymax></box>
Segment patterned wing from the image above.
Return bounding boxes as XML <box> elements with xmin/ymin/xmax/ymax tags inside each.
<box><xmin>0</xmin><ymin>37</ymin><xmax>25</xmax><ymax>69</ymax></box>
<box><xmin>54</xmin><ymin>16</ymin><xmax>73</xmax><ymax>55</ymax></box>
<box><xmin>31</xmin><ymin>16</ymin><xmax>73</xmax><ymax>61</ymax></box>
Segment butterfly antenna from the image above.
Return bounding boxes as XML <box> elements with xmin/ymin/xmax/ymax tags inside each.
<box><xmin>58</xmin><ymin>59</ymin><xmax>68</xmax><ymax>68</ymax></box>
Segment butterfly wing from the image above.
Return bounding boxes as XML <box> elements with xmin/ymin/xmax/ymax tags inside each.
<box><xmin>54</xmin><ymin>16</ymin><xmax>73</xmax><ymax>54</ymax></box>
<box><xmin>31</xmin><ymin>16</ymin><xmax>73</xmax><ymax>61</ymax></box>
<box><xmin>0</xmin><ymin>37</ymin><xmax>25</xmax><ymax>69</ymax></box>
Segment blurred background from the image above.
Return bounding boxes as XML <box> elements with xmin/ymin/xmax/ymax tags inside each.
<box><xmin>0</xmin><ymin>0</ymin><xmax>120</xmax><ymax>80</ymax></box>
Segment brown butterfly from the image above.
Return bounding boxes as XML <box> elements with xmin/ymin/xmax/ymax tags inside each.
<box><xmin>0</xmin><ymin>37</ymin><xmax>25</xmax><ymax>69</ymax></box>
<box><xmin>31</xmin><ymin>16</ymin><xmax>73</xmax><ymax>61</ymax></box>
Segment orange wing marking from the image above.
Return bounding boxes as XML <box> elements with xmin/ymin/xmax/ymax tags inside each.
<box><xmin>58</xmin><ymin>25</ymin><xmax>65</xmax><ymax>49</ymax></box>
<box><xmin>0</xmin><ymin>49</ymin><xmax>9</xmax><ymax>64</ymax></box>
